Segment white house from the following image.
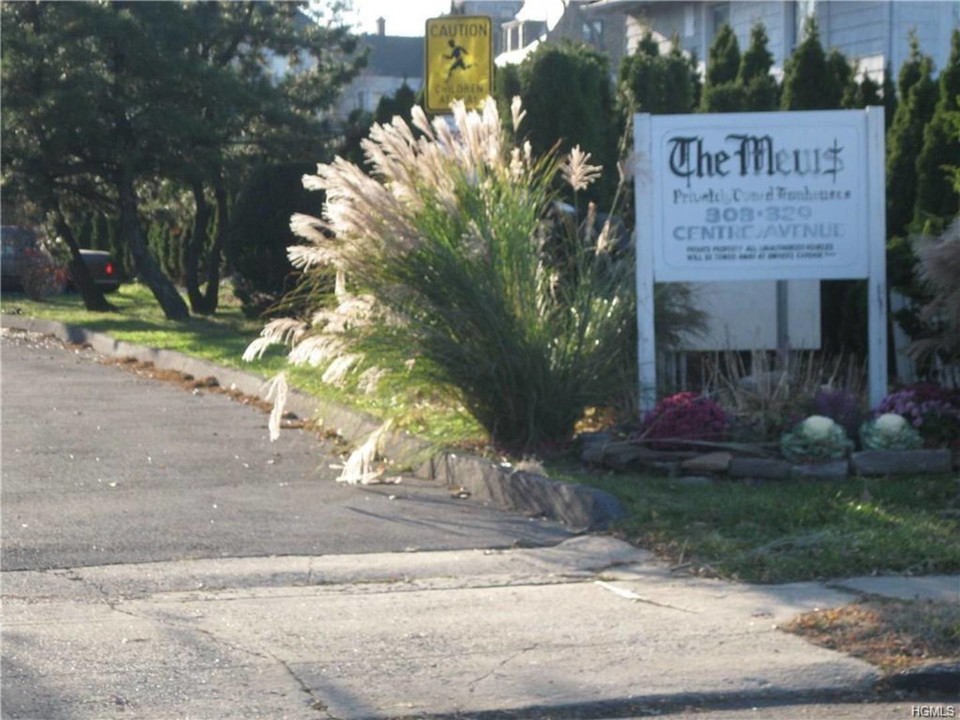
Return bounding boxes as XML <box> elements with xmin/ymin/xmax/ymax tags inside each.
<box><xmin>330</xmin><ymin>19</ymin><xmax>425</xmax><ymax>121</ymax></box>
<box><xmin>586</xmin><ymin>0</ymin><xmax>959</xmax><ymax>81</ymax></box>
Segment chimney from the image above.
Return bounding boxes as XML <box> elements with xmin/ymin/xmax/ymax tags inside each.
<box><xmin>376</xmin><ymin>16</ymin><xmax>386</xmax><ymax>36</ymax></box>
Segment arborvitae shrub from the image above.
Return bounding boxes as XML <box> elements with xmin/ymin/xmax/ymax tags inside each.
<box><xmin>226</xmin><ymin>163</ymin><xmax>324</xmax><ymax>317</ymax></box>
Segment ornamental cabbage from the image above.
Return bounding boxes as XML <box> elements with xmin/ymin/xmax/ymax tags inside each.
<box><xmin>859</xmin><ymin>413</ymin><xmax>924</xmax><ymax>451</ymax></box>
<box><xmin>780</xmin><ymin>415</ymin><xmax>853</xmax><ymax>463</ymax></box>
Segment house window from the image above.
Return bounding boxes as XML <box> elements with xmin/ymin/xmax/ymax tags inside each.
<box><xmin>582</xmin><ymin>19</ymin><xmax>604</xmax><ymax>45</ymax></box>
<box><xmin>684</xmin><ymin>6</ymin><xmax>695</xmax><ymax>37</ymax></box>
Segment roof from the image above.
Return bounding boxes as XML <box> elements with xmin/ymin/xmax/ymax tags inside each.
<box><xmin>581</xmin><ymin>0</ymin><xmax>645</xmax><ymax>12</ymax></box>
<box><xmin>358</xmin><ymin>35</ymin><xmax>424</xmax><ymax>79</ymax></box>
<box><xmin>515</xmin><ymin>0</ymin><xmax>567</xmax><ymax>30</ymax></box>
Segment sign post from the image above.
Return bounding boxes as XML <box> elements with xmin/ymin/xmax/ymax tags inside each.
<box><xmin>424</xmin><ymin>16</ymin><xmax>493</xmax><ymax>114</ymax></box>
<box><xmin>634</xmin><ymin>109</ymin><xmax>887</xmax><ymax>411</ymax></box>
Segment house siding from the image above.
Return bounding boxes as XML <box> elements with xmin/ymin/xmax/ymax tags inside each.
<box><xmin>620</xmin><ymin>0</ymin><xmax>958</xmax><ymax>80</ymax></box>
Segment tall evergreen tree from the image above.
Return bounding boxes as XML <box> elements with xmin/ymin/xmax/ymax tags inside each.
<box><xmin>701</xmin><ymin>24</ymin><xmax>744</xmax><ymax>112</ymax></box>
<box><xmin>705</xmin><ymin>24</ymin><xmax>740</xmax><ymax>87</ymax></box>
<box><xmin>666</xmin><ymin>42</ymin><xmax>702</xmax><ymax>113</ymax></box>
<box><xmin>781</xmin><ymin>19</ymin><xmax>836</xmax><ymax>110</ymax></box>
<box><xmin>887</xmin><ymin>39</ymin><xmax>938</xmax><ymax>238</ymax></box>
<box><xmin>913</xmin><ymin>29</ymin><xmax>960</xmax><ymax>231</ymax></box>
<box><xmin>374</xmin><ymin>82</ymin><xmax>417</xmax><ymax>126</ymax></box>
<box><xmin>853</xmin><ymin>73</ymin><xmax>882</xmax><ymax>109</ymax></box>
<box><xmin>519</xmin><ymin>41</ymin><xmax>619</xmax><ymax>204</ymax></box>
<box><xmin>826</xmin><ymin>49</ymin><xmax>858</xmax><ymax>108</ymax></box>
<box><xmin>882</xmin><ymin>63</ymin><xmax>898</xmax><ymax>128</ymax></box>
<box><xmin>493</xmin><ymin>61</ymin><xmax>523</xmax><ymax>138</ymax></box>
<box><xmin>738</xmin><ymin>23</ymin><xmax>779</xmax><ymax>111</ymax></box>
<box><xmin>620</xmin><ymin>32</ymin><xmax>699</xmax><ymax>115</ymax></box>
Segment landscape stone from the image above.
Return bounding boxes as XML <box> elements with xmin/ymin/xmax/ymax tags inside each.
<box><xmin>583</xmin><ymin>443</ymin><xmax>668</xmax><ymax>471</ymax></box>
<box><xmin>728</xmin><ymin>457</ymin><xmax>792</xmax><ymax>480</ymax></box>
<box><xmin>680</xmin><ymin>452</ymin><xmax>733</xmax><ymax>474</ymax></box>
<box><xmin>790</xmin><ymin>460</ymin><xmax>849</xmax><ymax>481</ymax></box>
<box><xmin>649</xmin><ymin>461</ymin><xmax>681</xmax><ymax>477</ymax></box>
<box><xmin>851</xmin><ymin>449</ymin><xmax>952</xmax><ymax>476</ymax></box>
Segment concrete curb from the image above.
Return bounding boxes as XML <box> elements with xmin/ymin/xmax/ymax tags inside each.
<box><xmin>880</xmin><ymin>662</ymin><xmax>960</xmax><ymax>695</ymax></box>
<box><xmin>2</xmin><ymin>315</ymin><xmax>624</xmax><ymax>531</ymax></box>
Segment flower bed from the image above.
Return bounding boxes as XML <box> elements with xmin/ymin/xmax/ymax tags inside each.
<box><xmin>583</xmin><ymin>386</ymin><xmax>960</xmax><ymax>480</ymax></box>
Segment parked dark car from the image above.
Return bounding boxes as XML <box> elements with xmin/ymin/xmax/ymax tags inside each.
<box><xmin>73</xmin><ymin>249</ymin><xmax>121</xmax><ymax>293</ymax></box>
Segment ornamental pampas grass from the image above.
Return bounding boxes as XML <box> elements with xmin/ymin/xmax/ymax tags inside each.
<box><xmin>244</xmin><ymin>96</ymin><xmax>642</xmax><ymax>450</ymax></box>
<box><xmin>909</xmin><ymin>217</ymin><xmax>960</xmax><ymax>365</ymax></box>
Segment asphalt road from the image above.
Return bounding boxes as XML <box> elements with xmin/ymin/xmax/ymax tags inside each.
<box><xmin>0</xmin><ymin>328</ymin><xmax>569</xmax><ymax>571</ymax></box>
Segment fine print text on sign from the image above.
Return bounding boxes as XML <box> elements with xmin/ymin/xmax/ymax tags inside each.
<box><xmin>651</xmin><ymin>111</ymin><xmax>870</xmax><ymax>282</ymax></box>
<box><xmin>424</xmin><ymin>16</ymin><xmax>493</xmax><ymax>114</ymax></box>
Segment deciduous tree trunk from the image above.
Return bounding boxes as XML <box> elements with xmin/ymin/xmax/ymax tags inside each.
<box><xmin>184</xmin><ymin>179</ymin><xmax>209</xmax><ymax>313</ymax></box>
<box><xmin>117</xmin><ymin>171</ymin><xmax>189</xmax><ymax>320</ymax></box>
<box><xmin>200</xmin><ymin>176</ymin><xmax>229</xmax><ymax>314</ymax></box>
<box><xmin>184</xmin><ymin>175</ymin><xmax>228</xmax><ymax>316</ymax></box>
<box><xmin>51</xmin><ymin>205</ymin><xmax>116</xmax><ymax>313</ymax></box>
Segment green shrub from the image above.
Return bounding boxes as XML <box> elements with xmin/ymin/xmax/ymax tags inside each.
<box><xmin>226</xmin><ymin>163</ymin><xmax>324</xmax><ymax>317</ymax></box>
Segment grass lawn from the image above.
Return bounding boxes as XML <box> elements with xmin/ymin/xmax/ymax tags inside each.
<box><xmin>4</xmin><ymin>285</ymin><xmax>959</xmax><ymax>588</ymax></box>
<box><xmin>545</xmin><ymin>460</ymin><xmax>960</xmax><ymax>584</ymax></box>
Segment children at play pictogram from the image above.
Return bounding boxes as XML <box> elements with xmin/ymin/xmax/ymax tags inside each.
<box><xmin>445</xmin><ymin>39</ymin><xmax>472</xmax><ymax>80</ymax></box>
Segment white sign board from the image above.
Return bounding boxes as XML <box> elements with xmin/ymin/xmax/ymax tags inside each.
<box><xmin>635</xmin><ymin>109</ymin><xmax>887</xmax><ymax>410</ymax></box>
<box><xmin>650</xmin><ymin>111</ymin><xmax>869</xmax><ymax>282</ymax></box>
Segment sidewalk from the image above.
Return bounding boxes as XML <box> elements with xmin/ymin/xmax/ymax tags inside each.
<box><xmin>4</xmin><ymin>536</ymin><xmax>957</xmax><ymax>719</ymax></box>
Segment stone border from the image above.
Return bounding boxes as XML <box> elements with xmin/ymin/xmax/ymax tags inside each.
<box><xmin>582</xmin><ymin>436</ymin><xmax>957</xmax><ymax>481</ymax></box>
<box><xmin>2</xmin><ymin>315</ymin><xmax>623</xmax><ymax>532</ymax></box>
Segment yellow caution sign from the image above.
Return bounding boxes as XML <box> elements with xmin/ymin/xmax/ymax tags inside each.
<box><xmin>424</xmin><ymin>16</ymin><xmax>493</xmax><ymax>114</ymax></box>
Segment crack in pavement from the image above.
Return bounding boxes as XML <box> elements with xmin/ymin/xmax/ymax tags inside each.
<box><xmin>267</xmin><ymin>651</ymin><xmax>342</xmax><ymax>718</ymax></box>
<box><xmin>467</xmin><ymin>643</ymin><xmax>540</xmax><ymax>694</ymax></box>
